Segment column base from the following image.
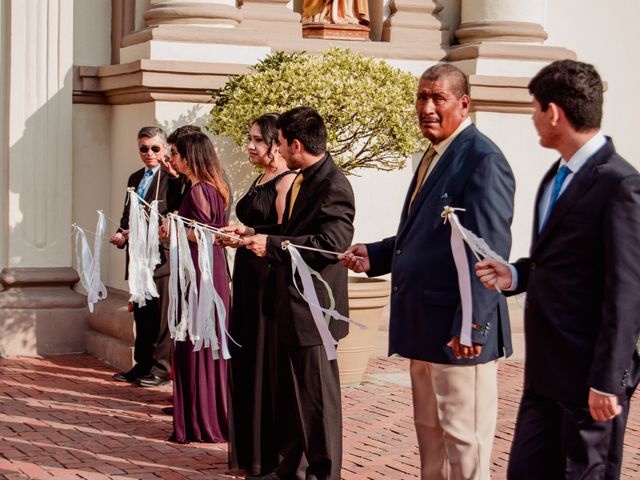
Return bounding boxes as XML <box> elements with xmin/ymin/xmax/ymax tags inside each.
<box><xmin>0</xmin><ymin>268</ymin><xmax>87</xmax><ymax>356</ymax></box>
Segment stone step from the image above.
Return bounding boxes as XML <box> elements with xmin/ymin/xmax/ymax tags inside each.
<box><xmin>85</xmin><ymin>288</ymin><xmax>134</xmax><ymax>371</ymax></box>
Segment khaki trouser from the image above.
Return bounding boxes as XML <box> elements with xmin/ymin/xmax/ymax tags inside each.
<box><xmin>410</xmin><ymin>359</ymin><xmax>498</xmax><ymax>480</ymax></box>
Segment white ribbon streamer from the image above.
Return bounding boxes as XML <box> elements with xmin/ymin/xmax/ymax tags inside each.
<box><xmin>177</xmin><ymin>217</ymin><xmax>199</xmax><ymax>343</ymax></box>
<box><xmin>441</xmin><ymin>206</ymin><xmax>508</xmax><ymax>347</ymax></box>
<box><xmin>87</xmin><ymin>213</ymin><xmax>108</xmax><ymax>311</ymax></box>
<box><xmin>168</xmin><ymin>215</ymin><xmax>186</xmax><ymax>341</ymax></box>
<box><xmin>194</xmin><ymin>226</ymin><xmax>231</xmax><ymax>359</ymax></box>
<box><xmin>128</xmin><ymin>190</ymin><xmax>159</xmax><ymax>306</ymax></box>
<box><xmin>72</xmin><ymin>215</ymin><xmax>107</xmax><ymax>313</ymax></box>
<box><xmin>443</xmin><ymin>208</ymin><xmax>474</xmax><ymax>347</ymax></box>
<box><xmin>284</xmin><ymin>242</ymin><xmax>366</xmax><ymax>361</ymax></box>
<box><xmin>147</xmin><ymin>200</ymin><xmax>161</xmax><ymax>273</ymax></box>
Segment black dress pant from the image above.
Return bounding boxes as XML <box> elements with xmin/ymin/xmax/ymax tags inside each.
<box><xmin>132</xmin><ymin>274</ymin><xmax>171</xmax><ymax>378</ymax></box>
<box><xmin>508</xmin><ymin>368</ymin><xmax>638</xmax><ymax>480</ymax></box>
<box><xmin>274</xmin><ymin>344</ymin><xmax>342</xmax><ymax>480</ymax></box>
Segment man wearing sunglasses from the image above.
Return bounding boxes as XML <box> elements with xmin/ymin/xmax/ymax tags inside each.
<box><xmin>110</xmin><ymin>126</ymin><xmax>184</xmax><ymax>387</ymax></box>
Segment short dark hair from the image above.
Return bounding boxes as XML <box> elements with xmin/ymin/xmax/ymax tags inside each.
<box><xmin>276</xmin><ymin>106</ymin><xmax>327</xmax><ymax>155</ymax></box>
<box><xmin>420</xmin><ymin>64</ymin><xmax>469</xmax><ymax>99</ymax></box>
<box><xmin>137</xmin><ymin>126</ymin><xmax>166</xmax><ymax>142</ymax></box>
<box><xmin>528</xmin><ymin>60</ymin><xmax>603</xmax><ymax>131</ymax></box>
<box><xmin>167</xmin><ymin>125</ymin><xmax>202</xmax><ymax>144</ymax></box>
<box><xmin>251</xmin><ymin>113</ymin><xmax>280</xmax><ymax>162</ymax></box>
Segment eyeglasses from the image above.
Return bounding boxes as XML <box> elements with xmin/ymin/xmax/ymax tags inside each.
<box><xmin>139</xmin><ymin>145</ymin><xmax>162</xmax><ymax>153</ymax></box>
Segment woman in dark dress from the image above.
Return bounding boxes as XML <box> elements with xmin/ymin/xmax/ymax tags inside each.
<box><xmin>228</xmin><ymin>114</ymin><xmax>296</xmax><ymax>476</ymax></box>
<box><xmin>164</xmin><ymin>131</ymin><xmax>231</xmax><ymax>444</ymax></box>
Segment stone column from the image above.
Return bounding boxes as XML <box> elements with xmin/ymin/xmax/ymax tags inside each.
<box><xmin>239</xmin><ymin>0</ymin><xmax>301</xmax><ymax>38</ymax></box>
<box><xmin>0</xmin><ymin>0</ymin><xmax>86</xmax><ymax>356</ymax></box>
<box><xmin>448</xmin><ymin>0</ymin><xmax>575</xmax><ymax>110</ymax></box>
<box><xmin>456</xmin><ymin>0</ymin><xmax>547</xmax><ymax>45</ymax></box>
<box><xmin>119</xmin><ymin>0</ymin><xmax>269</xmax><ymax>65</ymax></box>
<box><xmin>382</xmin><ymin>0</ymin><xmax>447</xmax><ymax>54</ymax></box>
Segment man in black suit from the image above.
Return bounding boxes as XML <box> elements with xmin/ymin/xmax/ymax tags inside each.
<box><xmin>235</xmin><ymin>106</ymin><xmax>355</xmax><ymax>480</ymax></box>
<box><xmin>342</xmin><ymin>64</ymin><xmax>515</xmax><ymax>480</ymax></box>
<box><xmin>476</xmin><ymin>59</ymin><xmax>640</xmax><ymax>479</ymax></box>
<box><xmin>110</xmin><ymin>126</ymin><xmax>183</xmax><ymax>387</ymax></box>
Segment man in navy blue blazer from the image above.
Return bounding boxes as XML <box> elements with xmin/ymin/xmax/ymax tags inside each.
<box><xmin>343</xmin><ymin>64</ymin><xmax>515</xmax><ymax>480</ymax></box>
<box><xmin>476</xmin><ymin>60</ymin><xmax>640</xmax><ymax>479</ymax></box>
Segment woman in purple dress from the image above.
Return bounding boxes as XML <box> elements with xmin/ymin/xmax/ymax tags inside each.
<box><xmin>166</xmin><ymin>131</ymin><xmax>231</xmax><ymax>444</ymax></box>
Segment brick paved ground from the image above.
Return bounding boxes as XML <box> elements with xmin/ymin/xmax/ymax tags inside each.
<box><xmin>0</xmin><ymin>355</ymin><xmax>638</xmax><ymax>479</ymax></box>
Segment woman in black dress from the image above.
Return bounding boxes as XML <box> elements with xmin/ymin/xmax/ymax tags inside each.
<box><xmin>228</xmin><ymin>114</ymin><xmax>296</xmax><ymax>476</ymax></box>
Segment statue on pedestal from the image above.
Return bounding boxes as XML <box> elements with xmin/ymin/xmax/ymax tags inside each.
<box><xmin>302</xmin><ymin>0</ymin><xmax>370</xmax><ymax>26</ymax></box>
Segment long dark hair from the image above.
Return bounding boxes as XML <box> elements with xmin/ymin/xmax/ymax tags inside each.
<box><xmin>175</xmin><ymin>132</ymin><xmax>230</xmax><ymax>207</ymax></box>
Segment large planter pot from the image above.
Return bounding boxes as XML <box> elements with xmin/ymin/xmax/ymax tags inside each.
<box><xmin>338</xmin><ymin>277</ymin><xmax>391</xmax><ymax>386</ymax></box>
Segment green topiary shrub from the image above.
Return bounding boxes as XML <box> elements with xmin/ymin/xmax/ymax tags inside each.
<box><xmin>208</xmin><ymin>48</ymin><xmax>424</xmax><ymax>174</ymax></box>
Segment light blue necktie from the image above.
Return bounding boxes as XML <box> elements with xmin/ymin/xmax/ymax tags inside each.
<box><xmin>136</xmin><ymin>168</ymin><xmax>154</xmax><ymax>200</ymax></box>
<box><xmin>542</xmin><ymin>165</ymin><xmax>571</xmax><ymax>227</ymax></box>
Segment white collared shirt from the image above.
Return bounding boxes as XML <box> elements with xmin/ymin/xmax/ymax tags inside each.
<box><xmin>536</xmin><ymin>132</ymin><xmax>607</xmax><ymax>231</ymax></box>
<box><xmin>424</xmin><ymin>117</ymin><xmax>473</xmax><ymax>178</ymax></box>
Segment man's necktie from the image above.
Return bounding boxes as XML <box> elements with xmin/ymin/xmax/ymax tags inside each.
<box><xmin>288</xmin><ymin>172</ymin><xmax>304</xmax><ymax>219</ymax></box>
<box><xmin>542</xmin><ymin>165</ymin><xmax>571</xmax><ymax>227</ymax></box>
<box><xmin>137</xmin><ymin>168</ymin><xmax>154</xmax><ymax>200</ymax></box>
<box><xmin>408</xmin><ymin>146</ymin><xmax>437</xmax><ymax>213</ymax></box>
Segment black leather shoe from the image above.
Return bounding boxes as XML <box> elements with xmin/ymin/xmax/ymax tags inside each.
<box><xmin>113</xmin><ymin>368</ymin><xmax>143</xmax><ymax>383</ymax></box>
<box><xmin>246</xmin><ymin>473</ymin><xmax>282</xmax><ymax>480</ymax></box>
<box><xmin>137</xmin><ymin>374</ymin><xmax>170</xmax><ymax>387</ymax></box>
<box><xmin>161</xmin><ymin>406</ymin><xmax>173</xmax><ymax>415</ymax></box>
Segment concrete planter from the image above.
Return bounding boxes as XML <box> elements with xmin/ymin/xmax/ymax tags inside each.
<box><xmin>338</xmin><ymin>277</ymin><xmax>391</xmax><ymax>386</ymax></box>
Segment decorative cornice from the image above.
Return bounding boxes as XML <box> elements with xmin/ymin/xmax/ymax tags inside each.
<box><xmin>448</xmin><ymin>42</ymin><xmax>576</xmax><ymax>62</ymax></box>
<box><xmin>469</xmin><ymin>75</ymin><xmax>533</xmax><ymax>114</ymax></box>
<box><xmin>73</xmin><ymin>59</ymin><xmax>250</xmax><ymax>105</ymax></box>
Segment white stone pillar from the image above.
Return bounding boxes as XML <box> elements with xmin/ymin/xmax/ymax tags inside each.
<box><xmin>5</xmin><ymin>0</ymin><xmax>74</xmax><ymax>268</ymax></box>
<box><xmin>0</xmin><ymin>0</ymin><xmax>86</xmax><ymax>357</ymax></box>
<box><xmin>456</xmin><ymin>0</ymin><xmax>547</xmax><ymax>44</ymax></box>
<box><xmin>119</xmin><ymin>0</ymin><xmax>269</xmax><ymax>65</ymax></box>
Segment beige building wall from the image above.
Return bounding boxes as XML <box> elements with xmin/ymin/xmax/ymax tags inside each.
<box><xmin>546</xmin><ymin>1</ymin><xmax>640</xmax><ymax>167</ymax></box>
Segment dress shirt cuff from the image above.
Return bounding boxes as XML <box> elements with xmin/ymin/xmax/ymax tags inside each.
<box><xmin>505</xmin><ymin>264</ymin><xmax>518</xmax><ymax>291</ymax></box>
<box><xmin>590</xmin><ymin>387</ymin><xmax>615</xmax><ymax>397</ymax></box>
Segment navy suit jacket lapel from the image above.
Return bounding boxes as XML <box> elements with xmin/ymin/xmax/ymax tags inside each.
<box><xmin>533</xmin><ymin>140</ymin><xmax>614</xmax><ymax>251</ymax></box>
<box><xmin>397</xmin><ymin>125</ymin><xmax>475</xmax><ymax>240</ymax></box>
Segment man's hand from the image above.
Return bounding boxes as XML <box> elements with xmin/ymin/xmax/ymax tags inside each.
<box><xmin>245</xmin><ymin>234</ymin><xmax>268</xmax><ymax>257</ymax></box>
<box><xmin>340</xmin><ymin>244</ymin><xmax>371</xmax><ymax>273</ymax></box>
<box><xmin>216</xmin><ymin>225</ymin><xmax>254</xmax><ymax>247</ymax></box>
<box><xmin>589</xmin><ymin>389</ymin><xmax>622</xmax><ymax>421</ymax></box>
<box><xmin>475</xmin><ymin>259</ymin><xmax>513</xmax><ymax>291</ymax></box>
<box><xmin>159</xmin><ymin>218</ymin><xmax>170</xmax><ymax>241</ymax></box>
<box><xmin>447</xmin><ymin>336</ymin><xmax>482</xmax><ymax>359</ymax></box>
<box><xmin>109</xmin><ymin>230</ymin><xmax>128</xmax><ymax>247</ymax></box>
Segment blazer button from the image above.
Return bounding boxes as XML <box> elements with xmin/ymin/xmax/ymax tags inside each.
<box><xmin>396</xmin><ymin>249</ymin><xmax>402</xmax><ymax>255</ymax></box>
<box><xmin>392</xmin><ymin>286</ymin><xmax>398</xmax><ymax>293</ymax></box>
<box><xmin>531</xmin><ymin>262</ymin><xmax>536</xmax><ymax>270</ymax></box>
<box><xmin>524</xmin><ymin>300</ymin><xmax>530</xmax><ymax>309</ymax></box>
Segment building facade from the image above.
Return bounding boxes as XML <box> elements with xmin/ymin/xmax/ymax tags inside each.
<box><xmin>1</xmin><ymin>0</ymin><xmax>638</xmax><ymax>361</ymax></box>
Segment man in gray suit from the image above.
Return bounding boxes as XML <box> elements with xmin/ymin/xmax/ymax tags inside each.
<box><xmin>343</xmin><ymin>64</ymin><xmax>515</xmax><ymax>480</ymax></box>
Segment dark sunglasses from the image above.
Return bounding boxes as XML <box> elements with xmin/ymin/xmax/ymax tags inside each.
<box><xmin>139</xmin><ymin>145</ymin><xmax>162</xmax><ymax>153</ymax></box>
